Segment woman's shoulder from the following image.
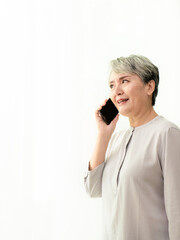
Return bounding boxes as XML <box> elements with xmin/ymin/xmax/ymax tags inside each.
<box><xmin>156</xmin><ymin>116</ymin><xmax>180</xmax><ymax>133</ymax></box>
<box><xmin>152</xmin><ymin>116</ymin><xmax>180</xmax><ymax>143</ymax></box>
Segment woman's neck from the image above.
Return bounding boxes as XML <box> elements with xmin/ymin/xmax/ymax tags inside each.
<box><xmin>129</xmin><ymin>108</ymin><xmax>158</xmax><ymax>128</ymax></box>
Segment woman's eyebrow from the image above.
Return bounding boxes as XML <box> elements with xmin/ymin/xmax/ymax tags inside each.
<box><xmin>119</xmin><ymin>75</ymin><xmax>131</xmax><ymax>80</ymax></box>
<box><xmin>109</xmin><ymin>80</ymin><xmax>114</xmax><ymax>84</ymax></box>
<box><xmin>109</xmin><ymin>75</ymin><xmax>131</xmax><ymax>83</ymax></box>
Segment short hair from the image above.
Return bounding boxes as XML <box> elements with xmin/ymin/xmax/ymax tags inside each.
<box><xmin>110</xmin><ymin>54</ymin><xmax>159</xmax><ymax>106</ymax></box>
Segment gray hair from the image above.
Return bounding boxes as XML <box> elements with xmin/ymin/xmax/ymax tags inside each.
<box><xmin>110</xmin><ymin>54</ymin><xmax>159</xmax><ymax>106</ymax></box>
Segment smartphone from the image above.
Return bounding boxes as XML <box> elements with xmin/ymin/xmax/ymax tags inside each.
<box><xmin>99</xmin><ymin>98</ymin><xmax>119</xmax><ymax>125</ymax></box>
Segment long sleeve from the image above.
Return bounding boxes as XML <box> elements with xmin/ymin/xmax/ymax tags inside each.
<box><xmin>162</xmin><ymin>127</ymin><xmax>180</xmax><ymax>240</ymax></box>
<box><xmin>84</xmin><ymin>162</ymin><xmax>105</xmax><ymax>198</ymax></box>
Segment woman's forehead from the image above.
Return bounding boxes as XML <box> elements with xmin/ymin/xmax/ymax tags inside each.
<box><xmin>109</xmin><ymin>72</ymin><xmax>135</xmax><ymax>82</ymax></box>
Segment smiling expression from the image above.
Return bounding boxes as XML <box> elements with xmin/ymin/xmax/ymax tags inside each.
<box><xmin>109</xmin><ymin>71</ymin><xmax>153</xmax><ymax>118</ymax></box>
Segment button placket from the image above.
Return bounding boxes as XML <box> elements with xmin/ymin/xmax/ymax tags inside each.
<box><xmin>112</xmin><ymin>128</ymin><xmax>134</xmax><ymax>194</ymax></box>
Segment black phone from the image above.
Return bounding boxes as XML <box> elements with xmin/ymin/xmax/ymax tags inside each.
<box><xmin>99</xmin><ymin>98</ymin><xmax>119</xmax><ymax>125</ymax></box>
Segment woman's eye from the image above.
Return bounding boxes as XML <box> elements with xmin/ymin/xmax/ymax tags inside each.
<box><xmin>122</xmin><ymin>79</ymin><xmax>128</xmax><ymax>83</ymax></box>
<box><xmin>109</xmin><ymin>84</ymin><xmax>114</xmax><ymax>89</ymax></box>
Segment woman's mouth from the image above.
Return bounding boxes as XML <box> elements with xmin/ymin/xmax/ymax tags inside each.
<box><xmin>117</xmin><ymin>98</ymin><xmax>129</xmax><ymax>105</ymax></box>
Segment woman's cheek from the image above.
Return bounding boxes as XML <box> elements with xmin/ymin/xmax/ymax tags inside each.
<box><xmin>110</xmin><ymin>94</ymin><xmax>116</xmax><ymax>105</ymax></box>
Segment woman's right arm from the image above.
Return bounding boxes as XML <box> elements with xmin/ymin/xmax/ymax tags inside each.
<box><xmin>89</xmin><ymin>99</ymin><xmax>119</xmax><ymax>170</ymax></box>
<box><xmin>84</xmin><ymin>99</ymin><xmax>119</xmax><ymax>198</ymax></box>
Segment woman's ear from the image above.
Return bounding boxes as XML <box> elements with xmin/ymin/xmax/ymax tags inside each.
<box><xmin>146</xmin><ymin>80</ymin><xmax>155</xmax><ymax>96</ymax></box>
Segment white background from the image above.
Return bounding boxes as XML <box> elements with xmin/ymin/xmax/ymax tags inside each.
<box><xmin>0</xmin><ymin>0</ymin><xmax>180</xmax><ymax>239</ymax></box>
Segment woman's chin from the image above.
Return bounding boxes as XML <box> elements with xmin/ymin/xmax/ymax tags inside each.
<box><xmin>118</xmin><ymin>109</ymin><xmax>131</xmax><ymax>117</ymax></box>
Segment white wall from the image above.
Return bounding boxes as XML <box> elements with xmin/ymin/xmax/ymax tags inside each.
<box><xmin>0</xmin><ymin>0</ymin><xmax>180</xmax><ymax>239</ymax></box>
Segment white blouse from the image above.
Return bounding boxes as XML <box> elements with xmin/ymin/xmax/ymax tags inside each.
<box><xmin>84</xmin><ymin>116</ymin><xmax>180</xmax><ymax>240</ymax></box>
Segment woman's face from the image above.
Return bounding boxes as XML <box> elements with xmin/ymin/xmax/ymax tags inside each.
<box><xmin>109</xmin><ymin>71</ymin><xmax>153</xmax><ymax>118</ymax></box>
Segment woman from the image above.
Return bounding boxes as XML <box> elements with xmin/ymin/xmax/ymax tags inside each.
<box><xmin>84</xmin><ymin>55</ymin><xmax>180</xmax><ymax>240</ymax></box>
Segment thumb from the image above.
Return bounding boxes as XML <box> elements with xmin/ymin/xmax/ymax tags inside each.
<box><xmin>110</xmin><ymin>114</ymin><xmax>119</xmax><ymax>127</ymax></box>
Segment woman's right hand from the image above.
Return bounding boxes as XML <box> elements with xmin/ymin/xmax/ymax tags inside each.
<box><xmin>95</xmin><ymin>99</ymin><xmax>119</xmax><ymax>138</ymax></box>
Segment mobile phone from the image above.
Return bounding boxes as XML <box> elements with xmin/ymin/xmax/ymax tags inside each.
<box><xmin>99</xmin><ymin>98</ymin><xmax>119</xmax><ymax>125</ymax></box>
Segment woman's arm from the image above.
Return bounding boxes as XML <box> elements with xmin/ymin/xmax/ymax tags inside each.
<box><xmin>89</xmin><ymin>133</ymin><xmax>112</xmax><ymax>170</ymax></box>
<box><xmin>89</xmin><ymin>99</ymin><xmax>119</xmax><ymax>170</ymax></box>
<box><xmin>162</xmin><ymin>127</ymin><xmax>180</xmax><ymax>240</ymax></box>
<box><xmin>84</xmin><ymin>99</ymin><xmax>119</xmax><ymax>197</ymax></box>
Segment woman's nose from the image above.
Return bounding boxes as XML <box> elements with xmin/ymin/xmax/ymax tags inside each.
<box><xmin>114</xmin><ymin>85</ymin><xmax>123</xmax><ymax>96</ymax></box>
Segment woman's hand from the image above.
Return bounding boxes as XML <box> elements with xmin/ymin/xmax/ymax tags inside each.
<box><xmin>89</xmin><ymin>99</ymin><xmax>119</xmax><ymax>171</ymax></box>
<box><xmin>95</xmin><ymin>99</ymin><xmax>119</xmax><ymax>139</ymax></box>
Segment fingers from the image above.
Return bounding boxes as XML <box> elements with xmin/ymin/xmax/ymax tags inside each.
<box><xmin>95</xmin><ymin>99</ymin><xmax>108</xmax><ymax>117</ymax></box>
<box><xmin>97</xmin><ymin>99</ymin><xmax>108</xmax><ymax>111</ymax></box>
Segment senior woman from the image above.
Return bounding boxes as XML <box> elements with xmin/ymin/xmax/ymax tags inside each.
<box><xmin>84</xmin><ymin>55</ymin><xmax>180</xmax><ymax>240</ymax></box>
